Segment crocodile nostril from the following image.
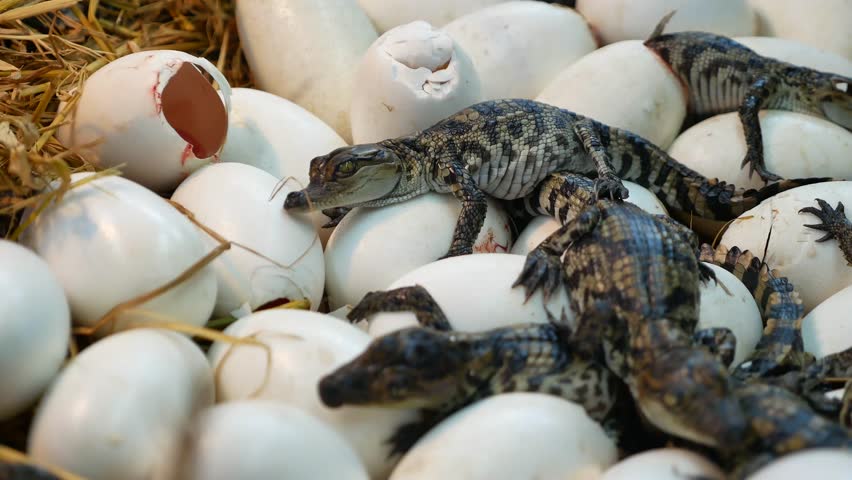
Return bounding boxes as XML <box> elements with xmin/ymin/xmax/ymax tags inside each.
<box><xmin>318</xmin><ymin>378</ymin><xmax>343</xmax><ymax>408</ymax></box>
<box><xmin>283</xmin><ymin>191</ymin><xmax>306</xmax><ymax>210</ymax></box>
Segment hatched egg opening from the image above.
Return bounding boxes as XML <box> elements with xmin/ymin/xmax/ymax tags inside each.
<box><xmin>161</xmin><ymin>62</ymin><xmax>229</xmax><ymax>159</ymax></box>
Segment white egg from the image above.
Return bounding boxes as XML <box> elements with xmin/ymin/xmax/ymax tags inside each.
<box><xmin>170</xmin><ymin>163</ymin><xmax>325</xmax><ymax>318</ymax></box>
<box><xmin>177</xmin><ymin>400</ymin><xmax>369</xmax><ymax>480</ymax></box>
<box><xmin>802</xmin><ymin>283</ymin><xmax>852</xmax><ymax>359</ymax></box>
<box><xmin>324</xmin><ymin>192</ymin><xmax>512</xmax><ymax>310</ymax></box>
<box><xmin>510</xmin><ymin>181</ymin><xmax>669</xmax><ymax>256</ymax></box>
<box><xmin>236</xmin><ymin>0</ymin><xmax>378</xmax><ymax>142</ymax></box>
<box><xmin>697</xmin><ymin>263</ymin><xmax>764</xmax><ymax>370</ymax></box>
<box><xmin>668</xmin><ymin>111</ymin><xmax>852</xmax><ymax>191</ymax></box>
<box><xmin>537</xmin><ymin>40</ymin><xmax>686</xmax><ymax>149</ymax></box>
<box><xmin>389</xmin><ymin>393</ymin><xmax>617</xmax><ymax>480</ymax></box>
<box><xmin>349</xmin><ymin>21</ymin><xmax>481</xmax><ymax>144</ymax></box>
<box><xmin>746</xmin><ymin>448</ymin><xmax>852</xmax><ymax>480</ymax></box>
<box><xmin>748</xmin><ymin>0</ymin><xmax>852</xmax><ymax>60</ymax></box>
<box><xmin>28</xmin><ymin>328</ymin><xmax>214</xmax><ymax>480</ymax></box>
<box><xmin>20</xmin><ymin>172</ymin><xmax>217</xmax><ymax>335</ymax></box>
<box><xmin>356</xmin><ymin>0</ymin><xmax>509</xmax><ymax>33</ymax></box>
<box><xmin>366</xmin><ymin>253</ymin><xmax>572</xmax><ymax>338</ymax></box>
<box><xmin>442</xmin><ymin>1</ymin><xmax>597</xmax><ymax>100</ymax></box>
<box><xmin>0</xmin><ymin>240</ymin><xmax>70</xmax><ymax>420</ymax></box>
<box><xmin>56</xmin><ymin>50</ymin><xmax>231</xmax><ymax>194</ymax></box>
<box><xmin>719</xmin><ymin>181</ymin><xmax>852</xmax><ymax>312</ymax></box>
<box><xmin>208</xmin><ymin>309</ymin><xmax>418</xmax><ymax>479</ymax></box>
<box><xmin>734</xmin><ymin>37</ymin><xmax>852</xmax><ymax>76</ymax></box>
<box><xmin>601</xmin><ymin>448</ymin><xmax>725</xmax><ymax>480</ymax></box>
<box><xmin>576</xmin><ymin>0</ymin><xmax>756</xmax><ymax>45</ymax></box>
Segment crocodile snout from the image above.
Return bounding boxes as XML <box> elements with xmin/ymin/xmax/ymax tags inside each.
<box><xmin>283</xmin><ymin>191</ymin><xmax>307</xmax><ymax>210</ymax></box>
<box><xmin>318</xmin><ymin>376</ymin><xmax>344</xmax><ymax>408</ymax></box>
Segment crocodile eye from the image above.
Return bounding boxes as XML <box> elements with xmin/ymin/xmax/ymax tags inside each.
<box><xmin>336</xmin><ymin>160</ymin><xmax>356</xmax><ymax>177</ymax></box>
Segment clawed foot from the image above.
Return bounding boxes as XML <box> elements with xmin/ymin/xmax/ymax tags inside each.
<box><xmin>799</xmin><ymin>198</ymin><xmax>847</xmax><ymax>243</ymax></box>
<box><xmin>511</xmin><ymin>247</ymin><xmax>566</xmax><ymax>303</ymax></box>
<box><xmin>386</xmin><ymin>417</ymin><xmax>437</xmax><ymax>459</ymax></box>
<box><xmin>741</xmin><ymin>152</ymin><xmax>782</xmax><ymax>183</ymax></box>
<box><xmin>697</xmin><ymin>263</ymin><xmax>718</xmax><ymax>285</ymax></box>
<box><xmin>593</xmin><ymin>173</ymin><xmax>629</xmax><ymax>202</ymax></box>
<box><xmin>321</xmin><ymin>207</ymin><xmax>352</xmax><ymax>228</ymax></box>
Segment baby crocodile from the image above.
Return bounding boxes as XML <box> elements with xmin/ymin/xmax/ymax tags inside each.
<box><xmin>282</xmin><ymin>98</ymin><xmax>831</xmax><ymax>258</ymax></box>
<box><xmin>512</xmin><ymin>172</ymin><xmax>748</xmax><ymax>452</ymax></box>
<box><xmin>644</xmin><ymin>11</ymin><xmax>851</xmax><ymax>182</ymax></box>
<box><xmin>799</xmin><ymin>198</ymin><xmax>852</xmax><ymax>266</ymax></box>
<box><xmin>317</xmin><ymin>285</ymin><xmax>618</xmax><ymax>456</ymax></box>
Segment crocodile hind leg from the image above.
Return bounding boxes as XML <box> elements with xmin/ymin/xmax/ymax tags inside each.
<box><xmin>347</xmin><ymin>285</ymin><xmax>452</xmax><ymax>331</ymax></box>
<box><xmin>693</xmin><ymin>327</ymin><xmax>738</xmax><ymax>369</ymax></box>
<box><xmin>799</xmin><ymin>198</ymin><xmax>852</xmax><ymax>266</ymax></box>
<box><xmin>437</xmin><ymin>158</ymin><xmax>488</xmax><ymax>259</ymax></box>
<box><xmin>738</xmin><ymin>76</ymin><xmax>783</xmax><ymax>183</ymax></box>
<box><xmin>572</xmin><ymin>118</ymin><xmax>630</xmax><ymax>201</ymax></box>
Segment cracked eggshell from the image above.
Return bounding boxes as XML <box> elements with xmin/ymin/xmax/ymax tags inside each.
<box><xmin>601</xmin><ymin>448</ymin><xmax>725</xmax><ymax>480</ymax></box>
<box><xmin>356</xmin><ymin>0</ymin><xmax>510</xmax><ymax>33</ymax></box>
<box><xmin>719</xmin><ymin>181</ymin><xmax>852</xmax><ymax>312</ymax></box>
<box><xmin>748</xmin><ymin>0</ymin><xmax>852</xmax><ymax>60</ymax></box>
<box><xmin>511</xmin><ymin>182</ymin><xmax>668</xmax><ymax>256</ymax></box>
<box><xmin>442</xmin><ymin>1</ymin><xmax>597</xmax><ymax>100</ymax></box>
<box><xmin>537</xmin><ymin>40</ymin><xmax>686</xmax><ymax>149</ymax></box>
<box><xmin>324</xmin><ymin>193</ymin><xmax>512</xmax><ymax>311</ymax></box>
<box><xmin>177</xmin><ymin>400</ymin><xmax>368</xmax><ymax>480</ymax></box>
<box><xmin>28</xmin><ymin>328</ymin><xmax>214</xmax><ymax>480</ymax></box>
<box><xmin>56</xmin><ymin>50</ymin><xmax>231</xmax><ymax>194</ymax></box>
<box><xmin>734</xmin><ymin>37</ymin><xmax>852</xmax><ymax>76</ymax></box>
<box><xmin>668</xmin><ymin>111</ymin><xmax>852</xmax><ymax>191</ymax></box>
<box><xmin>236</xmin><ymin>0</ymin><xmax>378</xmax><ymax>142</ymax></box>
<box><xmin>746</xmin><ymin>448</ymin><xmax>852</xmax><ymax>480</ymax></box>
<box><xmin>575</xmin><ymin>0</ymin><xmax>755</xmax><ymax>46</ymax></box>
<box><xmin>208</xmin><ymin>309</ymin><xmax>417</xmax><ymax>479</ymax></box>
<box><xmin>171</xmin><ymin>163</ymin><xmax>325</xmax><ymax>318</ymax></box>
<box><xmin>0</xmin><ymin>240</ymin><xmax>70</xmax><ymax>421</ymax></box>
<box><xmin>389</xmin><ymin>393</ymin><xmax>617</xmax><ymax>480</ymax></box>
<box><xmin>802</xmin><ymin>284</ymin><xmax>852</xmax><ymax>359</ymax></box>
<box><xmin>349</xmin><ymin>20</ymin><xmax>481</xmax><ymax>144</ymax></box>
<box><xmin>366</xmin><ymin>253</ymin><xmax>573</xmax><ymax>338</ymax></box>
<box><xmin>19</xmin><ymin>173</ymin><xmax>217</xmax><ymax>335</ymax></box>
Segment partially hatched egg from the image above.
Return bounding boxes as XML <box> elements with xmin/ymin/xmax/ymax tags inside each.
<box><xmin>56</xmin><ymin>50</ymin><xmax>231</xmax><ymax>193</ymax></box>
<box><xmin>802</xmin><ymin>284</ymin><xmax>852</xmax><ymax>359</ymax></box>
<box><xmin>600</xmin><ymin>448</ymin><xmax>725</xmax><ymax>480</ymax></box>
<box><xmin>748</xmin><ymin>0</ymin><xmax>852</xmax><ymax>60</ymax></box>
<box><xmin>356</xmin><ymin>0</ymin><xmax>509</xmax><ymax>33</ymax></box>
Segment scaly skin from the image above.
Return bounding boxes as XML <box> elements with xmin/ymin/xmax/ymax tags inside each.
<box><xmin>512</xmin><ymin>173</ymin><xmax>747</xmax><ymax>452</ymax></box>
<box><xmin>317</xmin><ymin>285</ymin><xmax>618</xmax><ymax>457</ymax></box>
<box><xmin>798</xmin><ymin>198</ymin><xmax>852</xmax><ymax>266</ymax></box>
<box><xmin>0</xmin><ymin>462</ymin><xmax>60</xmax><ymax>480</ymax></box>
<box><xmin>644</xmin><ymin>11</ymin><xmax>852</xmax><ymax>183</ymax></box>
<box><xmin>282</xmin><ymin>99</ymin><xmax>832</xmax><ymax>258</ymax></box>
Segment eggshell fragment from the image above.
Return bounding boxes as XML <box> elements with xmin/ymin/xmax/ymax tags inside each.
<box><xmin>668</xmin><ymin>111</ymin><xmax>852</xmax><ymax>191</ymax></box>
<box><xmin>719</xmin><ymin>181</ymin><xmax>852</xmax><ymax>312</ymax></box>
<box><xmin>537</xmin><ymin>40</ymin><xmax>686</xmax><ymax>149</ymax></box>
<box><xmin>208</xmin><ymin>309</ymin><xmax>418</xmax><ymax>479</ymax></box>
<box><xmin>236</xmin><ymin>0</ymin><xmax>378</xmax><ymax>142</ymax></box>
<box><xmin>349</xmin><ymin>21</ymin><xmax>481</xmax><ymax>143</ymax></box>
<box><xmin>746</xmin><ymin>448</ymin><xmax>852</xmax><ymax>480</ymax></box>
<box><xmin>575</xmin><ymin>0</ymin><xmax>756</xmax><ymax>45</ymax></box>
<box><xmin>324</xmin><ymin>193</ymin><xmax>512</xmax><ymax>310</ymax></box>
<box><xmin>748</xmin><ymin>0</ymin><xmax>852</xmax><ymax>60</ymax></box>
<box><xmin>177</xmin><ymin>400</ymin><xmax>369</xmax><ymax>480</ymax></box>
<box><xmin>366</xmin><ymin>253</ymin><xmax>572</xmax><ymax>338</ymax></box>
<box><xmin>802</xmin><ymin>284</ymin><xmax>852</xmax><ymax>359</ymax></box>
<box><xmin>0</xmin><ymin>240</ymin><xmax>70</xmax><ymax>420</ymax></box>
<box><xmin>356</xmin><ymin>0</ymin><xmax>509</xmax><ymax>33</ymax></box>
<box><xmin>442</xmin><ymin>1</ymin><xmax>597</xmax><ymax>100</ymax></box>
<box><xmin>56</xmin><ymin>50</ymin><xmax>231</xmax><ymax>193</ymax></box>
<box><xmin>20</xmin><ymin>172</ymin><xmax>217</xmax><ymax>335</ymax></box>
<box><xmin>28</xmin><ymin>328</ymin><xmax>214</xmax><ymax>480</ymax></box>
<box><xmin>171</xmin><ymin>163</ymin><xmax>325</xmax><ymax>317</ymax></box>
<box><xmin>511</xmin><ymin>181</ymin><xmax>668</xmax><ymax>256</ymax></box>
<box><xmin>734</xmin><ymin>37</ymin><xmax>852</xmax><ymax>76</ymax></box>
<box><xmin>389</xmin><ymin>393</ymin><xmax>617</xmax><ymax>480</ymax></box>
<box><xmin>601</xmin><ymin>448</ymin><xmax>725</xmax><ymax>480</ymax></box>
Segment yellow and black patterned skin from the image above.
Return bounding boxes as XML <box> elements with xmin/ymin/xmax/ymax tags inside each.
<box><xmin>644</xmin><ymin>12</ymin><xmax>851</xmax><ymax>182</ymax></box>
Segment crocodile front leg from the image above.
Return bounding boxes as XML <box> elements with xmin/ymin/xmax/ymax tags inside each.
<box><xmin>347</xmin><ymin>285</ymin><xmax>452</xmax><ymax>331</ymax></box>
<box><xmin>321</xmin><ymin>207</ymin><xmax>352</xmax><ymax>228</ymax></box>
<box><xmin>572</xmin><ymin>118</ymin><xmax>630</xmax><ymax>201</ymax></box>
<box><xmin>436</xmin><ymin>159</ymin><xmax>488</xmax><ymax>259</ymax></box>
<box><xmin>799</xmin><ymin>199</ymin><xmax>852</xmax><ymax>266</ymax></box>
<box><xmin>739</xmin><ymin>76</ymin><xmax>783</xmax><ymax>182</ymax></box>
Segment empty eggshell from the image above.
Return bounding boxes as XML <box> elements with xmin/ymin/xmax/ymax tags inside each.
<box><xmin>56</xmin><ymin>50</ymin><xmax>231</xmax><ymax>193</ymax></box>
<box><xmin>208</xmin><ymin>309</ymin><xmax>418</xmax><ymax>479</ymax></box>
<box><xmin>356</xmin><ymin>0</ymin><xmax>509</xmax><ymax>33</ymax></box>
<box><xmin>366</xmin><ymin>253</ymin><xmax>572</xmax><ymax>338</ymax></box>
<box><xmin>748</xmin><ymin>0</ymin><xmax>852</xmax><ymax>60</ymax></box>
<box><xmin>0</xmin><ymin>240</ymin><xmax>70</xmax><ymax>420</ymax></box>
<box><xmin>536</xmin><ymin>40</ymin><xmax>686</xmax><ymax>149</ymax></box>
<box><xmin>236</xmin><ymin>0</ymin><xmax>378</xmax><ymax>142</ymax></box>
<box><xmin>388</xmin><ymin>393</ymin><xmax>617</xmax><ymax>480</ymax></box>
<box><xmin>601</xmin><ymin>448</ymin><xmax>725</xmax><ymax>480</ymax></box>
<box><xmin>171</xmin><ymin>163</ymin><xmax>325</xmax><ymax>317</ymax></box>
<box><xmin>719</xmin><ymin>181</ymin><xmax>852</xmax><ymax>312</ymax></box>
<box><xmin>20</xmin><ymin>172</ymin><xmax>217</xmax><ymax>335</ymax></box>
<box><xmin>349</xmin><ymin>20</ymin><xmax>481</xmax><ymax>143</ymax></box>
<box><xmin>28</xmin><ymin>328</ymin><xmax>214</xmax><ymax>480</ymax></box>
<box><xmin>668</xmin><ymin>111</ymin><xmax>852</xmax><ymax>191</ymax></box>
<box><xmin>575</xmin><ymin>0</ymin><xmax>756</xmax><ymax>45</ymax></box>
<box><xmin>802</xmin><ymin>284</ymin><xmax>852</xmax><ymax>359</ymax></box>
<box><xmin>746</xmin><ymin>448</ymin><xmax>852</xmax><ymax>480</ymax></box>
<box><xmin>177</xmin><ymin>400</ymin><xmax>368</xmax><ymax>480</ymax></box>
<box><xmin>324</xmin><ymin>192</ymin><xmax>512</xmax><ymax>311</ymax></box>
<box><xmin>734</xmin><ymin>37</ymin><xmax>852</xmax><ymax>76</ymax></box>
<box><xmin>442</xmin><ymin>1</ymin><xmax>597</xmax><ymax>100</ymax></box>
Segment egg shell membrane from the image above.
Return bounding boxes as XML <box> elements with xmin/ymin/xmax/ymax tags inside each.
<box><xmin>161</xmin><ymin>62</ymin><xmax>228</xmax><ymax>159</ymax></box>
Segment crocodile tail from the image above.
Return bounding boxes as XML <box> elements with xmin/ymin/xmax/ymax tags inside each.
<box><xmin>698</xmin><ymin>244</ymin><xmax>808</xmax><ymax>380</ymax></box>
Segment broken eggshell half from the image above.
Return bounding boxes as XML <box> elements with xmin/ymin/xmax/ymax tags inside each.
<box><xmin>56</xmin><ymin>50</ymin><xmax>232</xmax><ymax>194</ymax></box>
